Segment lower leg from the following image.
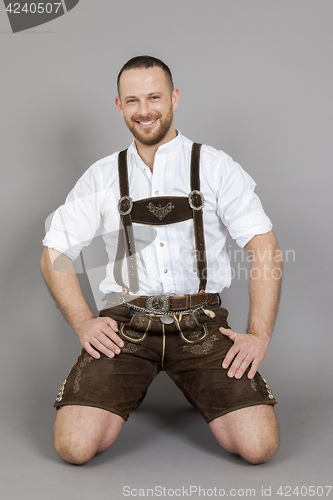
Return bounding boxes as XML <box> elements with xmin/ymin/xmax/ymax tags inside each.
<box><xmin>54</xmin><ymin>405</ymin><xmax>125</xmax><ymax>464</ymax></box>
<box><xmin>209</xmin><ymin>405</ymin><xmax>279</xmax><ymax>464</ymax></box>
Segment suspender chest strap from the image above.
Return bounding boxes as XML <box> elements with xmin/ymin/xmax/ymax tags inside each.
<box><xmin>115</xmin><ymin>143</ymin><xmax>207</xmax><ymax>293</ymax></box>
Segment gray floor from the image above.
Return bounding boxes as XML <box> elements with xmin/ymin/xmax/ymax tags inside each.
<box><xmin>1</xmin><ymin>369</ymin><xmax>332</xmax><ymax>500</ymax></box>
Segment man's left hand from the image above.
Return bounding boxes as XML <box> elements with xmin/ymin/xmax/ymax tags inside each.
<box><xmin>219</xmin><ymin>327</ymin><xmax>270</xmax><ymax>380</ymax></box>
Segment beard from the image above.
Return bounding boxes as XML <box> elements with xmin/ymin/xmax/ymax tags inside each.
<box><xmin>124</xmin><ymin>103</ymin><xmax>174</xmax><ymax>146</ymax></box>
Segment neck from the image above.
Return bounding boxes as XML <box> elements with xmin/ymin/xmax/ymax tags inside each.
<box><xmin>134</xmin><ymin>127</ymin><xmax>177</xmax><ymax>172</ymax></box>
<box><xmin>135</xmin><ymin>142</ymin><xmax>159</xmax><ymax>171</ymax></box>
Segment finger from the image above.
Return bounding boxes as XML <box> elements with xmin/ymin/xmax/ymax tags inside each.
<box><xmin>219</xmin><ymin>327</ymin><xmax>238</xmax><ymax>342</ymax></box>
<box><xmin>222</xmin><ymin>344</ymin><xmax>240</xmax><ymax>370</ymax></box>
<box><xmin>226</xmin><ymin>352</ymin><xmax>248</xmax><ymax>378</ymax></box>
<box><xmin>247</xmin><ymin>359</ymin><xmax>260</xmax><ymax>379</ymax></box>
<box><xmin>233</xmin><ymin>354</ymin><xmax>253</xmax><ymax>379</ymax></box>
<box><xmin>90</xmin><ymin>335</ymin><xmax>121</xmax><ymax>359</ymax></box>
<box><xmin>95</xmin><ymin>332</ymin><xmax>124</xmax><ymax>355</ymax></box>
<box><xmin>82</xmin><ymin>341</ymin><xmax>101</xmax><ymax>360</ymax></box>
<box><xmin>104</xmin><ymin>316</ymin><xmax>119</xmax><ymax>332</ymax></box>
<box><xmin>100</xmin><ymin>326</ymin><xmax>124</xmax><ymax>348</ymax></box>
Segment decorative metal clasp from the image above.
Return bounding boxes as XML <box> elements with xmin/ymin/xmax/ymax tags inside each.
<box><xmin>188</xmin><ymin>190</ymin><xmax>205</xmax><ymax>211</ymax></box>
<box><xmin>118</xmin><ymin>195</ymin><xmax>133</xmax><ymax>216</ymax></box>
<box><xmin>146</xmin><ymin>295</ymin><xmax>170</xmax><ymax>313</ymax></box>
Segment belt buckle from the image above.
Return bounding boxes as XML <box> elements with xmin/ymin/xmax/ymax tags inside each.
<box><xmin>146</xmin><ymin>295</ymin><xmax>170</xmax><ymax>314</ymax></box>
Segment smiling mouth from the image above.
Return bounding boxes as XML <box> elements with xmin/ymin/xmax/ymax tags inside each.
<box><xmin>136</xmin><ymin>118</ymin><xmax>158</xmax><ymax>127</ymax></box>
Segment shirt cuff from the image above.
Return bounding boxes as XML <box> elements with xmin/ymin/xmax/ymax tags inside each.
<box><xmin>42</xmin><ymin>232</ymin><xmax>82</xmax><ymax>261</ymax></box>
<box><xmin>227</xmin><ymin>209</ymin><xmax>273</xmax><ymax>248</ymax></box>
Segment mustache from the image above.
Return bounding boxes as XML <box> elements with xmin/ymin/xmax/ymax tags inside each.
<box><xmin>132</xmin><ymin>114</ymin><xmax>160</xmax><ymax>122</ymax></box>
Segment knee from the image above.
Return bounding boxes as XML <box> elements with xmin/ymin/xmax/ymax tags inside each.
<box><xmin>54</xmin><ymin>436</ymin><xmax>97</xmax><ymax>465</ymax></box>
<box><xmin>239</xmin><ymin>435</ymin><xmax>279</xmax><ymax>465</ymax></box>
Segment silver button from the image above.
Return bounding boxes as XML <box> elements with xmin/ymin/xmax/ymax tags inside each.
<box><xmin>160</xmin><ymin>315</ymin><xmax>175</xmax><ymax>325</ymax></box>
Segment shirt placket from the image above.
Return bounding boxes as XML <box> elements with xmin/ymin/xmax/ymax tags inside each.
<box><xmin>150</xmin><ymin>154</ymin><xmax>175</xmax><ymax>293</ymax></box>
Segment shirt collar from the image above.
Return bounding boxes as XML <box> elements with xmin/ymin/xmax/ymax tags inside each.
<box><xmin>128</xmin><ymin>130</ymin><xmax>182</xmax><ymax>159</ymax></box>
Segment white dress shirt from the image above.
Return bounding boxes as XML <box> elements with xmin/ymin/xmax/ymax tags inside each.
<box><xmin>43</xmin><ymin>132</ymin><xmax>272</xmax><ymax>296</ymax></box>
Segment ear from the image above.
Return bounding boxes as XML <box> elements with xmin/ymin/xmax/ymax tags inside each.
<box><xmin>115</xmin><ymin>96</ymin><xmax>124</xmax><ymax>117</ymax></box>
<box><xmin>172</xmin><ymin>88</ymin><xmax>180</xmax><ymax>112</ymax></box>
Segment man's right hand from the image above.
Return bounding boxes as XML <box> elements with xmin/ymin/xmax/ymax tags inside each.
<box><xmin>77</xmin><ymin>317</ymin><xmax>124</xmax><ymax>359</ymax></box>
<box><xmin>40</xmin><ymin>247</ymin><xmax>125</xmax><ymax>360</ymax></box>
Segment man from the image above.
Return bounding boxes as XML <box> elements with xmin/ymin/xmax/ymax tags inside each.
<box><xmin>41</xmin><ymin>55</ymin><xmax>281</xmax><ymax>466</ymax></box>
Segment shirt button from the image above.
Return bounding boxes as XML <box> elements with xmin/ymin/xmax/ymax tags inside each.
<box><xmin>155</xmin><ymin>190</ymin><xmax>159</xmax><ymax>195</ymax></box>
<box><xmin>164</xmin><ymin>269</ymin><xmax>168</xmax><ymax>273</ymax></box>
<box><xmin>160</xmin><ymin>242</ymin><xmax>164</xmax><ymax>247</ymax></box>
<box><xmin>143</xmin><ymin>168</ymin><xmax>146</xmax><ymax>173</ymax></box>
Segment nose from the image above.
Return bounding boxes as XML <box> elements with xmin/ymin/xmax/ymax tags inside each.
<box><xmin>137</xmin><ymin>99</ymin><xmax>151</xmax><ymax>117</ymax></box>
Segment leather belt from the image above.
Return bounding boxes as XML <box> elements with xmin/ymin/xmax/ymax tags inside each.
<box><xmin>124</xmin><ymin>292</ymin><xmax>220</xmax><ymax>313</ymax></box>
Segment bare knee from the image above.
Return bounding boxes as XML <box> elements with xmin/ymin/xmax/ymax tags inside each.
<box><xmin>238</xmin><ymin>435</ymin><xmax>279</xmax><ymax>465</ymax></box>
<box><xmin>209</xmin><ymin>405</ymin><xmax>279</xmax><ymax>465</ymax></box>
<box><xmin>54</xmin><ymin>436</ymin><xmax>96</xmax><ymax>465</ymax></box>
<box><xmin>53</xmin><ymin>406</ymin><xmax>125</xmax><ymax>465</ymax></box>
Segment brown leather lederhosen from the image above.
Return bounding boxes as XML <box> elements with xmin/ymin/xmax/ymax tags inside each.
<box><xmin>114</xmin><ymin>143</ymin><xmax>207</xmax><ymax>297</ymax></box>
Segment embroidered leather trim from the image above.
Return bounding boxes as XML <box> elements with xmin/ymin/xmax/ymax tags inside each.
<box><xmin>73</xmin><ymin>353</ymin><xmax>93</xmax><ymax>393</ymax></box>
<box><xmin>147</xmin><ymin>201</ymin><xmax>175</xmax><ymax>220</ymax></box>
<box><xmin>121</xmin><ymin>342</ymin><xmax>143</xmax><ymax>353</ymax></box>
<box><xmin>120</xmin><ymin>320</ymin><xmax>150</xmax><ymax>343</ymax></box>
<box><xmin>251</xmin><ymin>379</ymin><xmax>258</xmax><ymax>391</ymax></box>
<box><xmin>180</xmin><ymin>327</ymin><xmax>208</xmax><ymax>344</ymax></box>
<box><xmin>182</xmin><ymin>334</ymin><xmax>219</xmax><ymax>354</ymax></box>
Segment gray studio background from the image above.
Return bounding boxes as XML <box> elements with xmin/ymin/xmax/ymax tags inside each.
<box><xmin>1</xmin><ymin>1</ymin><xmax>332</xmax><ymax>499</ymax></box>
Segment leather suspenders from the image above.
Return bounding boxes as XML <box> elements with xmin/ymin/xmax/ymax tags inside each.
<box><xmin>115</xmin><ymin>143</ymin><xmax>207</xmax><ymax>293</ymax></box>
<box><xmin>114</xmin><ymin>149</ymin><xmax>140</xmax><ymax>293</ymax></box>
<box><xmin>190</xmin><ymin>143</ymin><xmax>207</xmax><ymax>292</ymax></box>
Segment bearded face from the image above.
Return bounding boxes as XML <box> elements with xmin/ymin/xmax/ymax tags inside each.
<box><xmin>123</xmin><ymin>101</ymin><xmax>174</xmax><ymax>146</ymax></box>
<box><xmin>116</xmin><ymin>66</ymin><xmax>179</xmax><ymax>150</ymax></box>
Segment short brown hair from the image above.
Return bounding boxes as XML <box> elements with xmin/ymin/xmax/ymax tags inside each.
<box><xmin>117</xmin><ymin>55</ymin><xmax>174</xmax><ymax>95</ymax></box>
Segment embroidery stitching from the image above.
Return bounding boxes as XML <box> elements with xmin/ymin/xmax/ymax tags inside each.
<box><xmin>121</xmin><ymin>342</ymin><xmax>143</xmax><ymax>353</ymax></box>
<box><xmin>132</xmin><ymin>315</ymin><xmax>146</xmax><ymax>329</ymax></box>
<box><xmin>251</xmin><ymin>379</ymin><xmax>258</xmax><ymax>391</ymax></box>
<box><xmin>73</xmin><ymin>353</ymin><xmax>93</xmax><ymax>393</ymax></box>
<box><xmin>183</xmin><ymin>334</ymin><xmax>219</xmax><ymax>355</ymax></box>
<box><xmin>121</xmin><ymin>325</ymin><xmax>147</xmax><ymax>342</ymax></box>
<box><xmin>180</xmin><ymin>328</ymin><xmax>207</xmax><ymax>343</ymax></box>
<box><xmin>184</xmin><ymin>315</ymin><xmax>197</xmax><ymax>328</ymax></box>
<box><xmin>147</xmin><ymin>202</ymin><xmax>175</xmax><ymax>220</ymax></box>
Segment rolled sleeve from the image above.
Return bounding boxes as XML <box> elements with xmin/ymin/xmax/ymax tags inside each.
<box><xmin>42</xmin><ymin>166</ymin><xmax>104</xmax><ymax>260</ymax></box>
<box><xmin>216</xmin><ymin>156</ymin><xmax>272</xmax><ymax>248</ymax></box>
<box><xmin>227</xmin><ymin>201</ymin><xmax>272</xmax><ymax>248</ymax></box>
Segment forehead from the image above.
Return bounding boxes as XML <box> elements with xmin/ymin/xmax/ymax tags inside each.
<box><xmin>118</xmin><ymin>66</ymin><xmax>170</xmax><ymax>98</ymax></box>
